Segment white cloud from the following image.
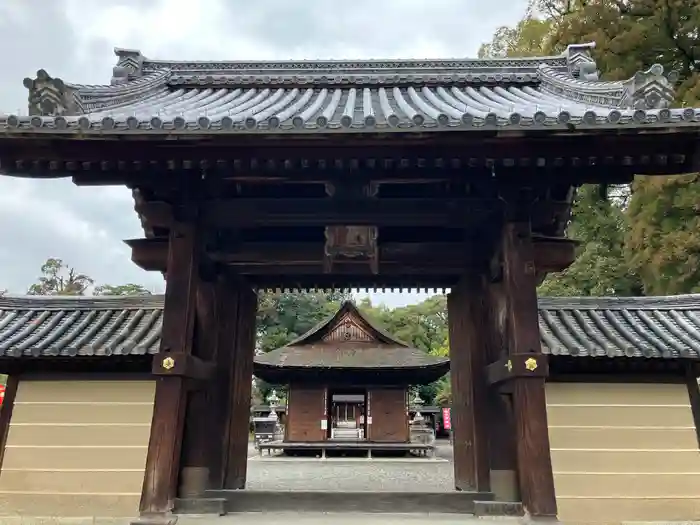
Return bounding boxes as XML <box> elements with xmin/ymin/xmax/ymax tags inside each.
<box><xmin>0</xmin><ymin>0</ymin><xmax>527</xmax><ymax>300</ymax></box>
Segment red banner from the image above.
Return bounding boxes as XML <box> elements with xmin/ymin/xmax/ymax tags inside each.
<box><xmin>442</xmin><ymin>407</ymin><xmax>451</xmax><ymax>430</ymax></box>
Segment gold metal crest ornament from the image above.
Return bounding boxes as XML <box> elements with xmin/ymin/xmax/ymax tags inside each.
<box><xmin>505</xmin><ymin>360</ymin><xmax>513</xmax><ymax>372</ymax></box>
<box><xmin>162</xmin><ymin>356</ymin><xmax>175</xmax><ymax>370</ymax></box>
<box><xmin>525</xmin><ymin>357</ymin><xmax>538</xmax><ymax>371</ymax></box>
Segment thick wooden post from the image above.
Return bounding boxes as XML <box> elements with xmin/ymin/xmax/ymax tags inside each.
<box><xmin>447</xmin><ymin>275</ymin><xmax>491</xmax><ymax>492</ymax></box>
<box><xmin>208</xmin><ymin>274</ymin><xmax>238</xmax><ymax>490</ymax></box>
<box><xmin>501</xmin><ymin>221</ymin><xmax>557</xmax><ymax>518</ymax></box>
<box><xmin>139</xmin><ymin>222</ymin><xmax>200</xmax><ymax>516</ymax></box>
<box><xmin>484</xmin><ymin>282</ymin><xmax>519</xmax><ymax>502</ymax></box>
<box><xmin>221</xmin><ymin>275</ymin><xmax>258</xmax><ymax>490</ymax></box>
<box><xmin>178</xmin><ymin>277</ymin><xmax>220</xmax><ymax>497</ymax></box>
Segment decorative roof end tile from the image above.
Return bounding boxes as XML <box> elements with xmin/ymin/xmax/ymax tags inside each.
<box><xmin>620</xmin><ymin>63</ymin><xmax>677</xmax><ymax>110</ymax></box>
<box><xmin>564</xmin><ymin>42</ymin><xmax>599</xmax><ymax>81</ymax></box>
<box><xmin>23</xmin><ymin>69</ymin><xmax>82</xmax><ymax>116</ymax></box>
<box><xmin>112</xmin><ymin>48</ymin><xmax>145</xmax><ymax>85</ymax></box>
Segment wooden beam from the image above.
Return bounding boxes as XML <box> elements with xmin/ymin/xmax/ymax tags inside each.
<box><xmin>448</xmin><ymin>276</ymin><xmax>491</xmax><ymax>492</ymax></box>
<box><xmin>126</xmin><ymin>237</ymin><xmax>577</xmax><ymax>275</ymax></box>
<box><xmin>485</xmin><ymin>354</ymin><xmax>549</xmax><ymax>386</ymax></box>
<box><xmin>137</xmin><ymin>198</ymin><xmax>501</xmax><ymax>228</ymax></box>
<box><xmin>500</xmin><ymin>221</ymin><xmax>558</xmax><ymax>518</ymax></box>
<box><xmin>151</xmin><ymin>352</ymin><xmax>215</xmax><ymax>381</ymax></box>
<box><xmin>139</xmin><ymin>222</ymin><xmax>200</xmax><ymax>516</ymax></box>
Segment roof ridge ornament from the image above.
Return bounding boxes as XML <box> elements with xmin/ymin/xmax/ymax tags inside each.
<box><xmin>112</xmin><ymin>48</ymin><xmax>145</xmax><ymax>85</ymax></box>
<box><xmin>564</xmin><ymin>42</ymin><xmax>599</xmax><ymax>81</ymax></box>
<box><xmin>620</xmin><ymin>63</ymin><xmax>677</xmax><ymax>110</ymax></box>
<box><xmin>22</xmin><ymin>69</ymin><xmax>82</xmax><ymax>116</ymax></box>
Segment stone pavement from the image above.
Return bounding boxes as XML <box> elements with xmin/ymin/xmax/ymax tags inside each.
<box><xmin>245</xmin><ymin>439</ymin><xmax>455</xmax><ymax>492</ymax></box>
<box><xmin>176</xmin><ymin>513</ymin><xmax>521</xmax><ymax>525</ymax></box>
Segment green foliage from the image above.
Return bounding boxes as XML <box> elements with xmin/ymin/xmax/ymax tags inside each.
<box><xmin>626</xmin><ymin>174</ymin><xmax>700</xmax><ymax>295</ymax></box>
<box><xmin>256</xmin><ymin>291</ymin><xmax>351</xmax><ymax>353</ymax></box>
<box><xmin>27</xmin><ymin>258</ymin><xmax>94</xmax><ymax>296</ymax></box>
<box><xmin>478</xmin><ymin>16</ymin><xmax>554</xmax><ymax>58</ymax></box>
<box><xmin>94</xmin><ymin>284</ymin><xmax>152</xmax><ymax>296</ymax></box>
<box><xmin>24</xmin><ymin>258</ymin><xmax>151</xmax><ymax>297</ymax></box>
<box><xmin>360</xmin><ymin>295</ymin><xmax>448</xmax><ymax>353</ymax></box>
<box><xmin>538</xmin><ymin>185</ymin><xmax>642</xmax><ymax>296</ymax></box>
<box><xmin>481</xmin><ymin>0</ymin><xmax>700</xmax><ymax>297</ymax></box>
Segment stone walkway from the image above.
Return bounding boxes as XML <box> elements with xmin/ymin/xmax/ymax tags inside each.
<box><xmin>245</xmin><ymin>441</ymin><xmax>455</xmax><ymax>492</ymax></box>
<box><xmin>177</xmin><ymin>513</ymin><xmax>520</xmax><ymax>525</ymax></box>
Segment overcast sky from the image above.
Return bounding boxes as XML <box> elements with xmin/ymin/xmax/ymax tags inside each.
<box><xmin>0</xmin><ymin>0</ymin><xmax>527</xmax><ymax>306</ymax></box>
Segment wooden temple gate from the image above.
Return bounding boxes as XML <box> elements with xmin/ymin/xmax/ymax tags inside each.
<box><xmin>1</xmin><ymin>44</ymin><xmax>699</xmax><ymax>522</ymax></box>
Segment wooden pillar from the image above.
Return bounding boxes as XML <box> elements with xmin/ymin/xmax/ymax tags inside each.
<box><xmin>218</xmin><ymin>274</ymin><xmax>258</xmax><ymax>490</ymax></box>
<box><xmin>447</xmin><ymin>275</ymin><xmax>491</xmax><ymax>492</ymax></box>
<box><xmin>501</xmin><ymin>221</ymin><xmax>557</xmax><ymax>518</ymax></box>
<box><xmin>0</xmin><ymin>376</ymin><xmax>19</xmax><ymax>473</ymax></box>
<box><xmin>178</xmin><ymin>276</ymin><xmax>220</xmax><ymax>497</ymax></box>
<box><xmin>684</xmin><ymin>364</ymin><xmax>700</xmax><ymax>448</ymax></box>
<box><xmin>484</xmin><ymin>282</ymin><xmax>519</xmax><ymax>502</ymax></box>
<box><xmin>139</xmin><ymin>222</ymin><xmax>200</xmax><ymax>515</ymax></box>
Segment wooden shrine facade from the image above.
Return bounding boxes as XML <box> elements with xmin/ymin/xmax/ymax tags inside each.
<box><xmin>0</xmin><ymin>42</ymin><xmax>699</xmax><ymax>522</ymax></box>
<box><xmin>254</xmin><ymin>301</ymin><xmax>449</xmax><ymax>444</ymax></box>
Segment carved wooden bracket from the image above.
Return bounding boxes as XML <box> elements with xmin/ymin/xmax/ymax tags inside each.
<box><xmin>323</xmin><ymin>225</ymin><xmax>379</xmax><ymax>274</ymax></box>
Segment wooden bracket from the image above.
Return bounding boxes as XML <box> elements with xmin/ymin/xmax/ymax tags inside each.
<box><xmin>486</xmin><ymin>353</ymin><xmax>549</xmax><ymax>386</ymax></box>
<box><xmin>152</xmin><ymin>352</ymin><xmax>215</xmax><ymax>381</ymax></box>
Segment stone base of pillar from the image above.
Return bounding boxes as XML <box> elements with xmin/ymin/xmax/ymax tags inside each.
<box><xmin>178</xmin><ymin>466</ymin><xmax>210</xmax><ymax>498</ymax></box>
<box><xmin>490</xmin><ymin>469</ymin><xmax>520</xmax><ymax>502</ymax></box>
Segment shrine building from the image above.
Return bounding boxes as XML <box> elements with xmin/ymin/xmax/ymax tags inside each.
<box><xmin>0</xmin><ymin>42</ymin><xmax>699</xmax><ymax>524</ymax></box>
<box><xmin>253</xmin><ymin>300</ymin><xmax>448</xmax><ymax>448</ymax></box>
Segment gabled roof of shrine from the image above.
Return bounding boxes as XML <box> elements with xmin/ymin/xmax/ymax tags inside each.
<box><xmin>1</xmin><ymin>293</ymin><xmax>700</xmax><ymax>361</ymax></box>
<box><xmin>2</xmin><ymin>43</ymin><xmax>698</xmax><ymax>136</ymax></box>
<box><xmin>254</xmin><ymin>300</ymin><xmax>447</xmax><ymax>371</ymax></box>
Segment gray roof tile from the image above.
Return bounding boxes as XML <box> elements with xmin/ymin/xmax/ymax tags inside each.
<box><xmin>1</xmin><ymin>294</ymin><xmax>700</xmax><ymax>360</ymax></box>
<box><xmin>3</xmin><ymin>43</ymin><xmax>698</xmax><ymax>136</ymax></box>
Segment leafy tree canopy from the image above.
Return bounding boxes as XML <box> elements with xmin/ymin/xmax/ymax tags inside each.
<box><xmin>27</xmin><ymin>258</ymin><xmax>94</xmax><ymax>296</ymax></box>
<box><xmin>94</xmin><ymin>284</ymin><xmax>152</xmax><ymax>296</ymax></box>
<box><xmin>480</xmin><ymin>0</ymin><xmax>700</xmax><ymax>297</ymax></box>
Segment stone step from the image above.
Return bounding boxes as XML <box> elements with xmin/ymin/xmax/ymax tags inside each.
<box><xmin>176</xmin><ymin>490</ymin><xmax>494</xmax><ymax>515</ymax></box>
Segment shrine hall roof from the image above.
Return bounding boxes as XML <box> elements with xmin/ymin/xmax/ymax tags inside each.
<box><xmin>253</xmin><ymin>300</ymin><xmax>449</xmax><ymax>371</ymax></box>
<box><xmin>2</xmin><ymin>43</ymin><xmax>698</xmax><ymax>136</ymax></box>
<box><xmin>1</xmin><ymin>294</ymin><xmax>700</xmax><ymax>361</ymax></box>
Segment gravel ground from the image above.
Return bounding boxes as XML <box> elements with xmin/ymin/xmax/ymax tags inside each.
<box><xmin>245</xmin><ymin>440</ymin><xmax>455</xmax><ymax>492</ymax></box>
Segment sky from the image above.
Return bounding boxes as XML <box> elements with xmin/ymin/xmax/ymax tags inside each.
<box><xmin>0</xmin><ymin>0</ymin><xmax>527</xmax><ymax>307</ymax></box>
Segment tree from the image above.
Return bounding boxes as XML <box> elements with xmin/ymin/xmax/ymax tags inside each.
<box><xmin>538</xmin><ymin>185</ymin><xmax>642</xmax><ymax>296</ymax></box>
<box><xmin>256</xmin><ymin>291</ymin><xmax>351</xmax><ymax>353</ymax></box>
<box><xmin>478</xmin><ymin>16</ymin><xmax>554</xmax><ymax>58</ymax></box>
<box><xmin>94</xmin><ymin>284</ymin><xmax>152</xmax><ymax>296</ymax></box>
<box><xmin>481</xmin><ymin>0</ymin><xmax>700</xmax><ymax>297</ymax></box>
<box><xmin>27</xmin><ymin>258</ymin><xmax>94</xmax><ymax>296</ymax></box>
<box><xmin>626</xmin><ymin>174</ymin><xmax>700</xmax><ymax>295</ymax></box>
<box><xmin>255</xmin><ymin>290</ymin><xmax>351</xmax><ymax>400</ymax></box>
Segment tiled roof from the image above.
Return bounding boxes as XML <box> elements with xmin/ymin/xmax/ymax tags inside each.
<box><xmin>255</xmin><ymin>301</ymin><xmax>448</xmax><ymax>370</ymax></box>
<box><xmin>254</xmin><ymin>342</ymin><xmax>449</xmax><ymax>370</ymax></box>
<box><xmin>1</xmin><ymin>294</ymin><xmax>700</xmax><ymax>360</ymax></box>
<box><xmin>3</xmin><ymin>43</ymin><xmax>698</xmax><ymax>136</ymax></box>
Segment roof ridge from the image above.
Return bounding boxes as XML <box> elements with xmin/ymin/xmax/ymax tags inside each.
<box><xmin>538</xmin><ymin>294</ymin><xmax>700</xmax><ymax>310</ymax></box>
<box><xmin>0</xmin><ymin>294</ymin><xmax>164</xmax><ymax>310</ymax></box>
<box><xmin>285</xmin><ymin>300</ymin><xmax>410</xmax><ymax>348</ymax></box>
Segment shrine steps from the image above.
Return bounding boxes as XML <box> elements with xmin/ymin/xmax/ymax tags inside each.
<box><xmin>174</xmin><ymin>490</ymin><xmax>524</xmax><ymax>516</ymax></box>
